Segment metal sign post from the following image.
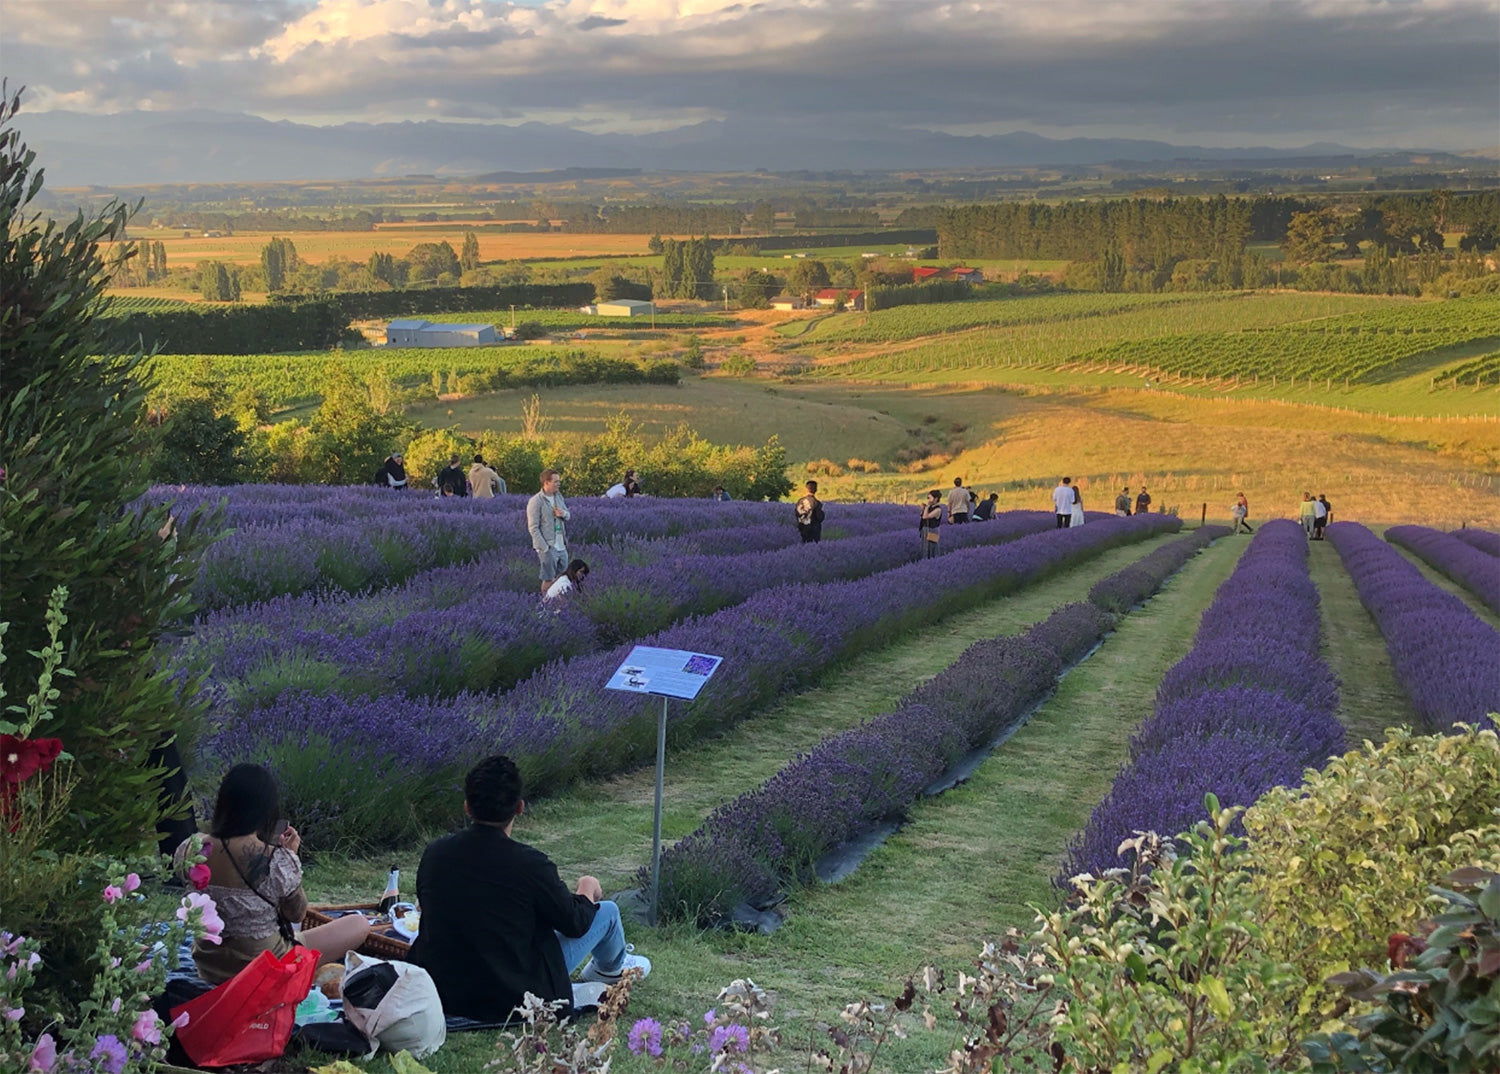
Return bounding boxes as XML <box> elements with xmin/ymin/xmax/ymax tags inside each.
<box><xmin>605</xmin><ymin>645</ymin><xmax>723</xmax><ymax>926</ymax></box>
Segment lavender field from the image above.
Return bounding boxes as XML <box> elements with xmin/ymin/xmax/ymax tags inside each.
<box><xmin>157</xmin><ymin>483</ymin><xmax>1498</xmax><ymax>930</ymax></box>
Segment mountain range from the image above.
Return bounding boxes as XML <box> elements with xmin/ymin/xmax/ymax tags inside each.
<box><xmin>18</xmin><ymin>109</ymin><xmax>1488</xmax><ymax>188</ymax></box>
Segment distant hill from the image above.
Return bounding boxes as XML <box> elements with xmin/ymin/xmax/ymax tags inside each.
<box><xmin>17</xmin><ymin>108</ymin><xmax>1492</xmax><ymax>187</ymax></box>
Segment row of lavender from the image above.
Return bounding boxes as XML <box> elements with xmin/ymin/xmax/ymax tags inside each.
<box><xmin>1062</xmin><ymin>520</ymin><xmax>1347</xmax><ymax>879</ymax></box>
<box><xmin>200</xmin><ymin>513</ymin><xmax>1182</xmax><ymax>847</ymax></box>
<box><xmin>1384</xmin><ymin>525</ymin><xmax>1500</xmax><ymax>616</ymax></box>
<box><xmin>173</xmin><ymin>512</ymin><xmax>1063</xmax><ymax>715</ymax></box>
<box><xmin>146</xmin><ymin>484</ymin><xmax>916</xmax><ymax>610</ymax></box>
<box><xmin>1328</xmin><ymin>522</ymin><xmax>1499</xmax><ymax>732</ymax></box>
<box><xmin>652</xmin><ymin>527</ymin><xmax>1226</xmax><ymax>923</ymax></box>
<box><xmin>1449</xmin><ymin>527</ymin><xmax>1500</xmax><ymax>558</ymax></box>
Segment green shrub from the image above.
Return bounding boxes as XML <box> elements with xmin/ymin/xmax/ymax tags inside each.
<box><xmin>1244</xmin><ymin>725</ymin><xmax>1500</xmax><ymax>1040</ymax></box>
<box><xmin>1303</xmin><ymin>868</ymin><xmax>1500</xmax><ymax>1072</ymax></box>
<box><xmin>0</xmin><ymin>89</ymin><xmax>216</xmax><ymax>854</ymax></box>
<box><xmin>720</xmin><ymin>354</ymin><xmax>757</xmax><ymax>377</ymax></box>
<box><xmin>1035</xmin><ymin>801</ymin><xmax>1298</xmax><ymax>1071</ymax></box>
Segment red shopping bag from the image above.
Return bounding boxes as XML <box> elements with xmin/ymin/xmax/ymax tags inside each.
<box><xmin>171</xmin><ymin>946</ymin><xmax>321</xmax><ymax>1067</ymax></box>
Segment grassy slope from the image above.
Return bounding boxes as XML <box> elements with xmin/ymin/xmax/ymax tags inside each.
<box><xmin>308</xmin><ymin>533</ymin><xmax>1242</xmax><ymax>1072</ymax></box>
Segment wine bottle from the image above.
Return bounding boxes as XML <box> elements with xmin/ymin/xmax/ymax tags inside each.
<box><xmin>378</xmin><ymin>866</ymin><xmax>400</xmax><ymax>915</ymax></box>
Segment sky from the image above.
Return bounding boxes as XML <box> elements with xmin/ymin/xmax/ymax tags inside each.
<box><xmin>4</xmin><ymin>0</ymin><xmax>1498</xmax><ymax>150</ymax></box>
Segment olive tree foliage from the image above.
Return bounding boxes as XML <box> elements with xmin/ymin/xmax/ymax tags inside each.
<box><xmin>0</xmin><ymin>86</ymin><xmax>217</xmax><ymax>853</ymax></box>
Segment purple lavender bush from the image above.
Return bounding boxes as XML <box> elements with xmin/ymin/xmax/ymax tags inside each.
<box><xmin>175</xmin><ymin>512</ymin><xmax>1059</xmax><ymax>717</ymax></box>
<box><xmin>1386</xmin><ymin>524</ymin><xmax>1500</xmax><ymax>615</ymax></box>
<box><xmin>200</xmin><ymin>514</ymin><xmax>1180</xmax><ymax>847</ymax></box>
<box><xmin>1087</xmin><ymin>526</ymin><xmax>1228</xmax><ymax>614</ymax></box>
<box><xmin>1329</xmin><ymin>522</ymin><xmax>1500</xmax><ymax>732</ymax></box>
<box><xmin>1449</xmin><ymin>527</ymin><xmax>1500</xmax><ymax>558</ymax></box>
<box><xmin>1061</xmin><ymin>520</ymin><xmax>1345</xmax><ymax>881</ymax></box>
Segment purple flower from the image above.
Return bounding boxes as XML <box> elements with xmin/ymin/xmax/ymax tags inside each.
<box><xmin>27</xmin><ymin>1033</ymin><xmax>55</xmax><ymax>1072</ymax></box>
<box><xmin>89</xmin><ymin>1035</ymin><xmax>128</xmax><ymax>1074</ymax></box>
<box><xmin>709</xmin><ymin>1023</ymin><xmax>751</xmax><ymax>1054</ymax></box>
<box><xmin>627</xmin><ymin>1017</ymin><xmax>664</xmax><ymax>1057</ymax></box>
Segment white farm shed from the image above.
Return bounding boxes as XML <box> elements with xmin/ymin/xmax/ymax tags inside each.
<box><xmin>385</xmin><ymin>319</ymin><xmax>498</xmax><ymax>346</ymax></box>
<box><xmin>594</xmin><ymin>299</ymin><xmax>653</xmax><ymax>317</ymax></box>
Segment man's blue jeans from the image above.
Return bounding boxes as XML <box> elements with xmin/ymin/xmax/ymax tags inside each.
<box><xmin>556</xmin><ymin>900</ymin><xmax>626</xmax><ymax>974</ymax></box>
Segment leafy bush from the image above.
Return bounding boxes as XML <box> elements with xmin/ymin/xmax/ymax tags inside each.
<box><xmin>1037</xmin><ymin>802</ymin><xmax>1298</xmax><ymax>1071</ymax></box>
<box><xmin>0</xmin><ymin>89</ymin><xmax>216</xmax><ymax>853</ymax></box>
<box><xmin>1244</xmin><ymin>725</ymin><xmax>1500</xmax><ymax>1040</ymax></box>
<box><xmin>1303</xmin><ymin>867</ymin><xmax>1500</xmax><ymax>1072</ymax></box>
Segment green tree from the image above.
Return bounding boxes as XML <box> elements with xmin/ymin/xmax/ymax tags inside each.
<box><xmin>405</xmin><ymin>241</ymin><xmax>461</xmax><ymax>282</ymax></box>
<box><xmin>148</xmin><ymin>396</ymin><xmax>245</xmax><ymax>484</ymax></box>
<box><xmin>260</xmin><ymin>235</ymin><xmax>298</xmax><ymax>292</ymax></box>
<box><xmin>1283</xmin><ymin>210</ymin><xmax>1338</xmax><ymax>264</ymax></box>
<box><xmin>784</xmin><ymin>258</ymin><xmax>830</xmax><ymax>297</ymax></box>
<box><xmin>460</xmin><ymin>230</ymin><xmax>481</xmax><ymax>272</ymax></box>
<box><xmin>197</xmin><ymin>259</ymin><xmax>239</xmax><ymax>301</ymax></box>
<box><xmin>748</xmin><ymin>201</ymin><xmax>775</xmax><ymax>233</ymax></box>
<box><xmin>0</xmin><ymin>87</ymin><xmax>217</xmax><ymax>853</ymax></box>
<box><xmin>306</xmin><ymin>363</ymin><xmax>413</xmax><ymax>483</ymax></box>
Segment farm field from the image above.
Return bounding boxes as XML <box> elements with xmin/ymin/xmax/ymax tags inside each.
<box><xmin>407</xmin><ymin>373</ymin><xmax>1500</xmax><ymax>526</ymax></box>
<box><xmin>298</xmin><ymin>528</ymin><xmax>1248</xmax><ymax>1072</ymax></box>
<box><xmin>106</xmin><ymin>227</ymin><xmax>670</xmax><ymax>266</ymax></box>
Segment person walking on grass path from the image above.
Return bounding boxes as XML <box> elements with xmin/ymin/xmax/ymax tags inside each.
<box><xmin>527</xmin><ymin>468</ymin><xmax>571</xmax><ymax>595</ymax></box>
<box><xmin>1053</xmin><ymin>477</ymin><xmax>1074</xmax><ymax>528</ymax></box>
<box><xmin>409</xmin><ymin>755</ymin><xmax>651</xmax><ymax>1024</ymax></box>
<box><xmin>1115</xmin><ymin>487</ymin><xmax>1133</xmax><ymax>517</ymax></box>
<box><xmin>795</xmin><ymin>480</ymin><xmax>825</xmax><ymax>543</ymax></box>
<box><xmin>1070</xmin><ymin>482</ymin><xmax>1086</xmax><ymax>527</ymax></box>
<box><xmin>1232</xmin><ymin>492</ymin><xmax>1253</xmax><ymax>534</ymax></box>
<box><xmin>1299</xmin><ymin>492</ymin><xmax>1317</xmax><ymax>538</ymax></box>
<box><xmin>1135</xmin><ymin>486</ymin><xmax>1152</xmax><ymax>516</ymax></box>
<box><xmin>1312</xmin><ymin>493</ymin><xmax>1329</xmax><ymax>540</ymax></box>
<box><xmin>947</xmin><ymin>476</ymin><xmax>971</xmax><ymax>525</ymax></box>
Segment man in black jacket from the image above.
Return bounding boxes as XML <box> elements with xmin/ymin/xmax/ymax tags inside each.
<box><xmin>409</xmin><ymin>756</ymin><xmax>650</xmax><ymax>1021</ymax></box>
<box><xmin>435</xmin><ymin>454</ymin><xmax>468</xmax><ymax>497</ymax></box>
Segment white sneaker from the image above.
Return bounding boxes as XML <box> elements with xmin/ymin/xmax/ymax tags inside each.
<box><xmin>578</xmin><ymin>944</ymin><xmax>651</xmax><ymax>984</ymax></box>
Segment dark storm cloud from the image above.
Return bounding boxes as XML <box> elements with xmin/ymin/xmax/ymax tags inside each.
<box><xmin>5</xmin><ymin>0</ymin><xmax>1496</xmax><ymax>148</ymax></box>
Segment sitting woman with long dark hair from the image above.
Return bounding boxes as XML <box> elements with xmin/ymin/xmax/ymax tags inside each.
<box><xmin>180</xmin><ymin>764</ymin><xmax>370</xmax><ymax>983</ymax></box>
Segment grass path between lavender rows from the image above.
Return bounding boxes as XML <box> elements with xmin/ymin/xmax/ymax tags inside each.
<box><xmin>1306</xmin><ymin>540</ymin><xmax>1421</xmax><ymax>744</ymax></box>
<box><xmin>310</xmin><ymin>533</ymin><xmax>1255</xmax><ymax>1073</ymax></box>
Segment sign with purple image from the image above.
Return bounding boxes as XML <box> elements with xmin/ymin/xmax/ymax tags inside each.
<box><xmin>605</xmin><ymin>645</ymin><xmax>723</xmax><ymax>700</ymax></box>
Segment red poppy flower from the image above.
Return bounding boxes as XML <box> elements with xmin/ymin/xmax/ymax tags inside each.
<box><xmin>0</xmin><ymin>735</ymin><xmax>64</xmax><ymax>786</ymax></box>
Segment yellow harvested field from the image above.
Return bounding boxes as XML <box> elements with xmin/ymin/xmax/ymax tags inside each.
<box><xmin>104</xmin><ymin>228</ymin><xmax>672</xmax><ymax>266</ymax></box>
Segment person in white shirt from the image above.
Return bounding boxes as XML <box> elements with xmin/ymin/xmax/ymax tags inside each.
<box><xmin>526</xmin><ymin>469</ymin><xmax>572</xmax><ymax>595</ymax></box>
<box><xmin>544</xmin><ymin>559</ymin><xmax>589</xmax><ymax>601</ymax></box>
<box><xmin>468</xmin><ymin>455</ymin><xmax>504</xmax><ymax>499</ymax></box>
<box><xmin>1052</xmin><ymin>477</ymin><xmax>1074</xmax><ymax>529</ymax></box>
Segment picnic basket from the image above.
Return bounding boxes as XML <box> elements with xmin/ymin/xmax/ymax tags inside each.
<box><xmin>303</xmin><ymin>903</ymin><xmax>413</xmax><ymax>961</ymax></box>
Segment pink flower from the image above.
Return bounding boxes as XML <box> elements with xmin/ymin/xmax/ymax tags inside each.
<box><xmin>177</xmin><ymin>891</ymin><xmax>224</xmax><ymax>944</ymax></box>
<box><xmin>27</xmin><ymin>1033</ymin><xmax>56</xmax><ymax>1072</ymax></box>
<box><xmin>132</xmin><ymin>1009</ymin><xmax>163</xmax><ymax>1045</ymax></box>
<box><xmin>134</xmin><ymin>960</ymin><xmax>152</xmax><ymax>974</ymax></box>
<box><xmin>170</xmin><ymin>1011</ymin><xmax>190</xmax><ymax>1031</ymax></box>
<box><xmin>187</xmin><ymin>862</ymin><xmax>212</xmax><ymax>892</ymax></box>
<box><xmin>123</xmin><ymin>873</ymin><xmax>141</xmax><ymax>893</ymax></box>
<box><xmin>25</xmin><ymin>952</ymin><xmax>39</xmax><ymax>970</ymax></box>
<box><xmin>102</xmin><ymin>885</ymin><xmax>124</xmax><ymax>904</ymax></box>
<box><xmin>5</xmin><ymin>1006</ymin><xmax>23</xmax><ymax>1020</ymax></box>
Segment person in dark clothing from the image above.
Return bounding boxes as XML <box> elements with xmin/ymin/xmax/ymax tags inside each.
<box><xmin>375</xmin><ymin>452</ymin><xmax>408</xmax><ymax>490</ymax></box>
<box><xmin>795</xmin><ymin>480</ymin><xmax>825</xmax><ymax>543</ymax></box>
<box><xmin>972</xmin><ymin>492</ymin><xmax>998</xmax><ymax>521</ymax></box>
<box><xmin>436</xmin><ymin>454</ymin><xmax>468</xmax><ymax>497</ymax></box>
<box><xmin>919</xmin><ymin>489</ymin><xmax>943</xmax><ymax>558</ymax></box>
<box><xmin>409</xmin><ymin>755</ymin><xmax>650</xmax><ymax>1023</ymax></box>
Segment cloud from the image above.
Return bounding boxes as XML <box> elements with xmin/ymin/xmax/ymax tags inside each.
<box><xmin>4</xmin><ymin>0</ymin><xmax>1496</xmax><ymax>148</ymax></box>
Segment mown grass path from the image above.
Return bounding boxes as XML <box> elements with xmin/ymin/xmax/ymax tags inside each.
<box><xmin>1305</xmin><ymin>540</ymin><xmax>1418</xmax><ymax>743</ymax></box>
<box><xmin>314</xmin><ymin>534</ymin><xmax>1244</xmax><ymax>1072</ymax></box>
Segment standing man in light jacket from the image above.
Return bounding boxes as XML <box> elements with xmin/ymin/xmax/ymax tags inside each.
<box><xmin>527</xmin><ymin>468</ymin><xmax>571</xmax><ymax>595</ymax></box>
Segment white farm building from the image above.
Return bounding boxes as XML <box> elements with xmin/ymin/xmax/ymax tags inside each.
<box><xmin>594</xmin><ymin>299</ymin><xmax>653</xmax><ymax>317</ymax></box>
<box><xmin>386</xmin><ymin>319</ymin><xmax>498</xmax><ymax>346</ymax></box>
